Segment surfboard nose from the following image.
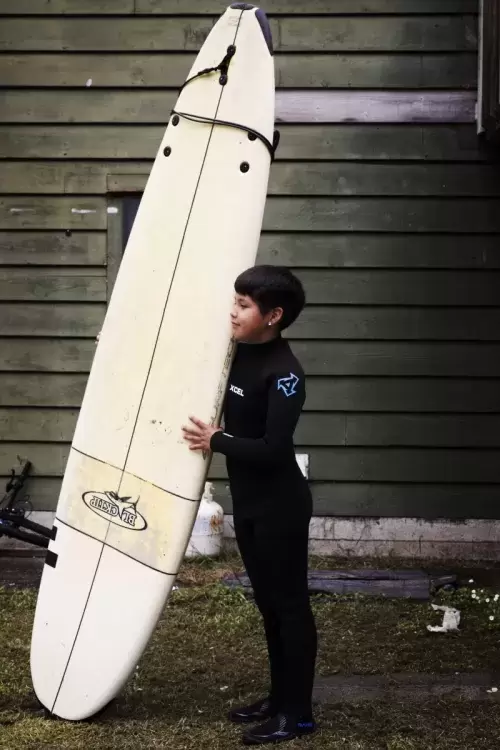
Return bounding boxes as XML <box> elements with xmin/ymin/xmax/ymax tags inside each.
<box><xmin>229</xmin><ymin>4</ymin><xmax>273</xmax><ymax>55</ymax></box>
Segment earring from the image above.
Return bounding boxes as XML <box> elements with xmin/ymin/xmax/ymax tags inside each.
<box><xmin>268</xmin><ymin>322</ymin><xmax>273</xmax><ymax>326</ymax></box>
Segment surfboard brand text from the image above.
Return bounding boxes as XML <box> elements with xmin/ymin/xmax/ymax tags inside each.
<box><xmin>82</xmin><ymin>491</ymin><xmax>147</xmax><ymax>531</ymax></box>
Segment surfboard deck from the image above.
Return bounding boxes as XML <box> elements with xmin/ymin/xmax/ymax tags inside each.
<box><xmin>30</xmin><ymin>3</ymin><xmax>275</xmax><ymax>721</ymax></box>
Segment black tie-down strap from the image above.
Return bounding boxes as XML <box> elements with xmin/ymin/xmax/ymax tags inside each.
<box><xmin>175</xmin><ymin>44</ymin><xmax>280</xmax><ymax>161</ymax></box>
<box><xmin>171</xmin><ymin>109</ymin><xmax>280</xmax><ymax>162</ymax></box>
<box><xmin>180</xmin><ymin>45</ymin><xmax>237</xmax><ymax>92</ymax></box>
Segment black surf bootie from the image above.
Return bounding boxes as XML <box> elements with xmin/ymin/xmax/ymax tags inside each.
<box><xmin>228</xmin><ymin>696</ymin><xmax>276</xmax><ymax>724</ymax></box>
<box><xmin>241</xmin><ymin>712</ymin><xmax>316</xmax><ymax>745</ymax></box>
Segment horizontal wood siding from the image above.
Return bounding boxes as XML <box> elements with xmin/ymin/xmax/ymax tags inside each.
<box><xmin>3</xmin><ymin>0</ymin><xmax>500</xmax><ymax>521</ymax></box>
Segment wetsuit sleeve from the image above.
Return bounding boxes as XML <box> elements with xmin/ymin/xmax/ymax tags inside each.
<box><xmin>210</xmin><ymin>371</ymin><xmax>305</xmax><ymax>464</ymax></box>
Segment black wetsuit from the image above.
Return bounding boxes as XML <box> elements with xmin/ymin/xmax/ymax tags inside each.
<box><xmin>210</xmin><ymin>335</ymin><xmax>317</xmax><ymax>718</ymax></box>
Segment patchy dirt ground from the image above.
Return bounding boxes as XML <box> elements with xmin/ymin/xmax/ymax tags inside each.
<box><xmin>2</xmin><ymin>554</ymin><xmax>500</xmax><ymax>749</ymax></box>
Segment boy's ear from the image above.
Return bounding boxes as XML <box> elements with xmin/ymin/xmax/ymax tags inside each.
<box><xmin>271</xmin><ymin>307</ymin><xmax>284</xmax><ymax>326</ymax></box>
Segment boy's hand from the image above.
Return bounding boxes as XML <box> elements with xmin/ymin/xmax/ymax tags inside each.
<box><xmin>182</xmin><ymin>416</ymin><xmax>221</xmax><ymax>452</ymax></box>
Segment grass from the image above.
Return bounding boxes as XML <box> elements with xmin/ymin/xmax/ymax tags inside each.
<box><xmin>1</xmin><ymin>554</ymin><xmax>500</xmax><ymax>749</ymax></box>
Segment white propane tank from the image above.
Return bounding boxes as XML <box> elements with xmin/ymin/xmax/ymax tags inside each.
<box><xmin>185</xmin><ymin>482</ymin><xmax>224</xmax><ymax>558</ymax></box>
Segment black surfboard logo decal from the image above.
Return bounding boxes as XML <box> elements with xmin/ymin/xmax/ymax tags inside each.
<box><xmin>82</xmin><ymin>491</ymin><xmax>147</xmax><ymax>531</ymax></box>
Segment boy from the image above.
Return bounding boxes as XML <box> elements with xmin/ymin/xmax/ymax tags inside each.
<box><xmin>182</xmin><ymin>265</ymin><xmax>317</xmax><ymax>745</ymax></box>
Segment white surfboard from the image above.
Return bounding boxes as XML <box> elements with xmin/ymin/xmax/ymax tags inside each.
<box><xmin>30</xmin><ymin>3</ymin><xmax>275</xmax><ymax>721</ymax></box>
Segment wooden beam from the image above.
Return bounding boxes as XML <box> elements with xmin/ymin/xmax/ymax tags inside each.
<box><xmin>258</xmin><ymin>233</ymin><xmax>500</xmax><ymax>269</ymax></box>
<box><xmin>0</xmin><ymin>0</ymin><xmax>479</xmax><ymax>15</ymax></box>
<box><xmin>0</xmin><ymin>339</ymin><xmax>96</xmax><ymax>372</ymax></box>
<box><xmin>263</xmin><ymin>197</ymin><xmax>500</xmax><ymax>232</ymax></box>
<box><xmin>2</xmin><ymin>338</ymin><xmax>499</xmax><ymax>377</ymax></box>
<box><xmin>0</xmin><ymin>16</ymin><xmax>477</xmax><ymax>52</ymax></box>
<box><xmin>0</xmin><ymin>198</ymin><xmax>106</xmax><ymax>230</ymax></box>
<box><xmin>6</xmin><ymin>161</ymin><xmax>500</xmax><ymax>197</ymax></box>
<box><xmin>295</xmin><ymin>412</ymin><xmax>500</xmax><ymax>448</ymax></box>
<box><xmin>0</xmin><ymin>443</ymin><xmax>70</xmax><ymax>477</ymax></box>
<box><xmin>0</xmin><ymin>373</ymin><xmax>88</xmax><ymax>407</ymax></box>
<box><xmin>0</xmin><ymin>161</ymin><xmax>152</xmax><ymax>195</ymax></box>
<box><xmin>0</xmin><ymin>304</ymin><xmax>105</xmax><ymax>337</ymax></box>
<box><xmin>15</xmin><ymin>477</ymin><xmax>500</xmax><ymax>518</ymax></box>
<box><xmin>0</xmin><ymin>268</ymin><xmax>106</xmax><ymax>302</ymax></box>
<box><xmin>305</xmin><ymin>377</ymin><xmax>500</xmax><ymax>412</ymax></box>
<box><xmin>0</xmin><ymin>90</ymin><xmax>477</xmax><ymax>124</ymax></box>
<box><xmin>2</xmin><ymin>442</ymin><xmax>498</xmax><ymax>483</ymax></box>
<box><xmin>0</xmin><ymin>232</ymin><xmax>106</xmax><ymax>266</ymax></box>
<box><xmin>293</xmin><ymin>340</ymin><xmax>500</xmax><ymax>377</ymax></box>
<box><xmin>0</xmin><ymin>53</ymin><xmax>478</xmax><ymax>90</ymax></box>
<box><xmin>0</xmin><ymin>125</ymin><xmax>486</xmax><ymax>161</ymax></box>
<box><xmin>0</xmin><ymin>408</ymin><xmax>78</xmax><ymax>442</ymax></box>
<box><xmin>344</xmin><ymin>414</ymin><xmax>500</xmax><ymax>448</ymax></box>
<box><xmin>294</xmin><ymin>268</ymin><xmax>500</xmax><ymax>306</ymax></box>
<box><xmin>274</xmin><ymin>91</ymin><xmax>476</xmax><ymax>124</ymax></box>
<box><xmin>291</xmin><ymin>306</ymin><xmax>500</xmax><ymax>341</ymax></box>
<box><xmin>0</xmin><ymin>476</ymin><xmax>62</xmax><ymax>512</ymax></box>
<box><xmin>217</xmin><ymin>480</ymin><xmax>500</xmax><ymax>519</ymax></box>
<box><xmin>209</xmin><ymin>446</ymin><xmax>500</xmax><ymax>482</ymax></box>
<box><xmin>0</xmin><ymin>373</ymin><xmax>497</xmax><ymax>412</ymax></box>
<box><xmin>4</xmin><ymin>196</ymin><xmax>499</xmax><ymax>234</ymax></box>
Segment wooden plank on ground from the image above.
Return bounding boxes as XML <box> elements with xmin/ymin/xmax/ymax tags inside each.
<box><xmin>258</xmin><ymin>234</ymin><xmax>500</xmax><ymax>269</ymax></box>
<box><xmin>0</xmin><ymin>17</ymin><xmax>476</xmax><ymax>52</ymax></box>
<box><xmin>0</xmin><ymin>268</ymin><xmax>106</xmax><ymax>302</ymax></box>
<box><xmin>0</xmin><ymin>304</ymin><xmax>105</xmax><ymax>337</ymax></box>
<box><xmin>0</xmin><ymin>53</ymin><xmax>478</xmax><ymax>89</ymax></box>
<box><xmin>294</xmin><ymin>268</ymin><xmax>500</xmax><ymax>305</ymax></box>
<box><xmin>292</xmin><ymin>341</ymin><xmax>500</xmax><ymax>377</ymax></box>
<box><xmin>0</xmin><ymin>125</ymin><xmax>486</xmax><ymax>161</ymax></box>
<box><xmin>6</xmin><ymin>161</ymin><xmax>500</xmax><ymax>197</ymax></box>
<box><xmin>0</xmin><ymin>0</ymin><xmax>479</xmax><ymax>15</ymax></box>
<box><xmin>305</xmin><ymin>377</ymin><xmax>500</xmax><ymax>413</ymax></box>
<box><xmin>263</xmin><ymin>197</ymin><xmax>500</xmax><ymax>233</ymax></box>
<box><xmin>0</xmin><ymin>90</ymin><xmax>476</xmax><ymax>124</ymax></box>
<box><xmin>290</xmin><ymin>306</ymin><xmax>500</xmax><ymax>341</ymax></box>
<box><xmin>0</xmin><ymin>232</ymin><xmax>106</xmax><ymax>266</ymax></box>
<box><xmin>0</xmin><ymin>374</ymin><xmax>87</xmax><ymax>407</ymax></box>
<box><xmin>0</xmin><ymin>408</ymin><xmax>78</xmax><ymax>442</ymax></box>
<box><xmin>0</xmin><ymin>339</ymin><xmax>95</xmax><ymax>372</ymax></box>
<box><xmin>0</xmin><ymin>198</ymin><xmax>106</xmax><ymax>230</ymax></box>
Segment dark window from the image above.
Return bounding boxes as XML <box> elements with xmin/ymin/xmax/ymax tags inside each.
<box><xmin>122</xmin><ymin>195</ymin><xmax>142</xmax><ymax>252</ymax></box>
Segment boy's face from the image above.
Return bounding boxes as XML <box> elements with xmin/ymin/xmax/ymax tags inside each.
<box><xmin>231</xmin><ymin>293</ymin><xmax>280</xmax><ymax>343</ymax></box>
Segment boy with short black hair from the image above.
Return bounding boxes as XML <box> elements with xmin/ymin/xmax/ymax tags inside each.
<box><xmin>183</xmin><ymin>265</ymin><xmax>317</xmax><ymax>745</ymax></box>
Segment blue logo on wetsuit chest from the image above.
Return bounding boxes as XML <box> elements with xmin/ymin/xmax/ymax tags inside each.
<box><xmin>277</xmin><ymin>372</ymin><xmax>299</xmax><ymax>397</ymax></box>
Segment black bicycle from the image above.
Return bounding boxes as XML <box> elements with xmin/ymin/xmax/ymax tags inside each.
<box><xmin>0</xmin><ymin>461</ymin><xmax>52</xmax><ymax>549</ymax></box>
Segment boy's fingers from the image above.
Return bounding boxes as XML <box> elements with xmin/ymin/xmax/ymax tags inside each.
<box><xmin>183</xmin><ymin>426</ymin><xmax>201</xmax><ymax>436</ymax></box>
<box><xmin>189</xmin><ymin>416</ymin><xmax>206</xmax><ymax>428</ymax></box>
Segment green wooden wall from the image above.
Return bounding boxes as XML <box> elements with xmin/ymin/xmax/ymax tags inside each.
<box><xmin>2</xmin><ymin>0</ymin><xmax>500</xmax><ymax>519</ymax></box>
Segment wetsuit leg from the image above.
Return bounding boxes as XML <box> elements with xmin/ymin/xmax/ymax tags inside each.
<box><xmin>234</xmin><ymin>513</ymin><xmax>317</xmax><ymax>717</ymax></box>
